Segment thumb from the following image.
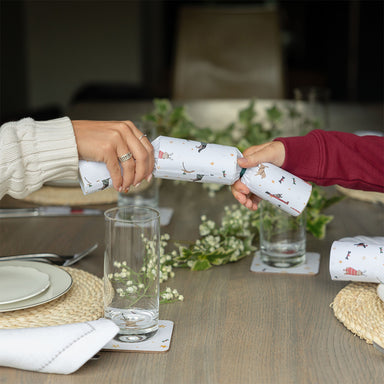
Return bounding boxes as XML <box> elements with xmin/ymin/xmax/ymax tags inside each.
<box><xmin>237</xmin><ymin>157</ymin><xmax>257</xmax><ymax>168</ymax></box>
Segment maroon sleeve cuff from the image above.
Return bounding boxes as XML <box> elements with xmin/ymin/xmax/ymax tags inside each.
<box><xmin>273</xmin><ymin>131</ymin><xmax>322</xmax><ymax>182</ymax></box>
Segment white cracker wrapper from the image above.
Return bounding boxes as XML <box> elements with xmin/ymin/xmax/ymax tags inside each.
<box><xmin>152</xmin><ymin>136</ymin><xmax>242</xmax><ymax>185</ymax></box>
<box><xmin>78</xmin><ymin>160</ymin><xmax>113</xmax><ymax>194</ymax></box>
<box><xmin>241</xmin><ymin>163</ymin><xmax>312</xmax><ymax>216</ymax></box>
<box><xmin>329</xmin><ymin>236</ymin><xmax>384</xmax><ymax>283</ymax></box>
<box><xmin>78</xmin><ymin>136</ymin><xmax>312</xmax><ymax>216</ymax></box>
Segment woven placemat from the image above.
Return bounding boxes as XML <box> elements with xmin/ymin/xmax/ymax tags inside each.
<box><xmin>22</xmin><ymin>186</ymin><xmax>118</xmax><ymax>206</ymax></box>
<box><xmin>331</xmin><ymin>282</ymin><xmax>384</xmax><ymax>348</ymax></box>
<box><xmin>336</xmin><ymin>185</ymin><xmax>384</xmax><ymax>204</ymax></box>
<box><xmin>0</xmin><ymin>267</ymin><xmax>103</xmax><ymax>329</ymax></box>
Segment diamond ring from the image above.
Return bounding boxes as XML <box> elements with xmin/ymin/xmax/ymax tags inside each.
<box><xmin>118</xmin><ymin>152</ymin><xmax>133</xmax><ymax>162</ymax></box>
<box><xmin>138</xmin><ymin>134</ymin><xmax>147</xmax><ymax>141</ymax></box>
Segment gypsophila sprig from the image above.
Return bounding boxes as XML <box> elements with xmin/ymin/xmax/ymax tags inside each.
<box><xmin>108</xmin><ymin>234</ymin><xmax>183</xmax><ymax>305</ymax></box>
<box><xmin>108</xmin><ymin>235</ymin><xmax>159</xmax><ymax>308</ymax></box>
<box><xmin>158</xmin><ymin>233</ymin><xmax>184</xmax><ymax>303</ymax></box>
<box><xmin>160</xmin><ymin>287</ymin><xmax>184</xmax><ymax>304</ymax></box>
<box><xmin>172</xmin><ymin>204</ymin><xmax>258</xmax><ymax>271</ymax></box>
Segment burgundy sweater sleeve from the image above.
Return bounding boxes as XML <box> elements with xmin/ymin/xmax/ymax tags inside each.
<box><xmin>274</xmin><ymin>130</ymin><xmax>384</xmax><ymax>192</ymax></box>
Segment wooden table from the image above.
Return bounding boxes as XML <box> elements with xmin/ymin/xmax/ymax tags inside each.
<box><xmin>0</xmin><ymin>100</ymin><xmax>383</xmax><ymax>383</ymax></box>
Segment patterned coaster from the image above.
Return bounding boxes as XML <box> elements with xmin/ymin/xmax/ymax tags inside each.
<box><xmin>103</xmin><ymin>320</ymin><xmax>174</xmax><ymax>353</ymax></box>
<box><xmin>250</xmin><ymin>252</ymin><xmax>320</xmax><ymax>275</ymax></box>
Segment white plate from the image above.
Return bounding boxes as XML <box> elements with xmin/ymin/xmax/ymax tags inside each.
<box><xmin>0</xmin><ymin>265</ymin><xmax>50</xmax><ymax>304</ymax></box>
<box><xmin>0</xmin><ymin>261</ymin><xmax>72</xmax><ymax>312</ymax></box>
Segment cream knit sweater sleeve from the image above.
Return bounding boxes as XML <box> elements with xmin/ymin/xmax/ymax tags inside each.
<box><xmin>0</xmin><ymin>117</ymin><xmax>79</xmax><ymax>199</ymax></box>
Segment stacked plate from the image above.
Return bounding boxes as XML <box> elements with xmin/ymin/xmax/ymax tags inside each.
<box><xmin>0</xmin><ymin>261</ymin><xmax>72</xmax><ymax>312</ymax></box>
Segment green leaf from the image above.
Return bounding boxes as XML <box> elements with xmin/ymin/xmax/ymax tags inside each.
<box><xmin>191</xmin><ymin>259</ymin><xmax>212</xmax><ymax>271</ymax></box>
<box><xmin>266</xmin><ymin>105</ymin><xmax>283</xmax><ymax>123</ymax></box>
<box><xmin>306</xmin><ymin>213</ymin><xmax>334</xmax><ymax>239</ymax></box>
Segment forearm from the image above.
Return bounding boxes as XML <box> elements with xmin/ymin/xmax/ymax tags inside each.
<box><xmin>0</xmin><ymin>117</ymin><xmax>79</xmax><ymax>199</ymax></box>
<box><xmin>275</xmin><ymin>130</ymin><xmax>384</xmax><ymax>192</ymax></box>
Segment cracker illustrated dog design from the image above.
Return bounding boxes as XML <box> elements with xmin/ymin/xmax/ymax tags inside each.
<box><xmin>255</xmin><ymin>164</ymin><xmax>269</xmax><ymax>179</ymax></box>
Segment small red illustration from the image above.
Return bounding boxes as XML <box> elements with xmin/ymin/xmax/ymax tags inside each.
<box><xmin>279</xmin><ymin>176</ymin><xmax>285</xmax><ymax>184</ymax></box>
<box><xmin>343</xmin><ymin>267</ymin><xmax>365</xmax><ymax>276</ymax></box>
<box><xmin>266</xmin><ymin>192</ymin><xmax>289</xmax><ymax>205</ymax></box>
<box><xmin>158</xmin><ymin>151</ymin><xmax>173</xmax><ymax>160</ymax></box>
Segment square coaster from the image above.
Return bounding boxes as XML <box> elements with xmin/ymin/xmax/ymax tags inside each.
<box><xmin>250</xmin><ymin>252</ymin><xmax>320</xmax><ymax>275</ymax></box>
<box><xmin>102</xmin><ymin>320</ymin><xmax>174</xmax><ymax>353</ymax></box>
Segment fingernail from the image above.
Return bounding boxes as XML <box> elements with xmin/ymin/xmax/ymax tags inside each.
<box><xmin>118</xmin><ymin>186</ymin><xmax>123</xmax><ymax>192</ymax></box>
<box><xmin>146</xmin><ymin>174</ymin><xmax>153</xmax><ymax>182</ymax></box>
<box><xmin>125</xmin><ymin>187</ymin><xmax>130</xmax><ymax>193</ymax></box>
<box><xmin>135</xmin><ymin>182</ymin><xmax>141</xmax><ymax>188</ymax></box>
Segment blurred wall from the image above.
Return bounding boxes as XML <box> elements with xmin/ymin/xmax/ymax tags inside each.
<box><xmin>1</xmin><ymin>0</ymin><xmax>143</xmax><ymax>121</ymax></box>
<box><xmin>25</xmin><ymin>1</ymin><xmax>142</xmax><ymax>109</ymax></box>
<box><xmin>1</xmin><ymin>0</ymin><xmax>382</xmax><ymax>123</ymax></box>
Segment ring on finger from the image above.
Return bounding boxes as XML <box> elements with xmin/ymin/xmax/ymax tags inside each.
<box><xmin>138</xmin><ymin>134</ymin><xmax>147</xmax><ymax>141</ymax></box>
<box><xmin>118</xmin><ymin>152</ymin><xmax>133</xmax><ymax>162</ymax></box>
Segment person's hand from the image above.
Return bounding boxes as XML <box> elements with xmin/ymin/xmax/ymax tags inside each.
<box><xmin>72</xmin><ymin>120</ymin><xmax>154</xmax><ymax>192</ymax></box>
<box><xmin>231</xmin><ymin>141</ymin><xmax>286</xmax><ymax>210</ymax></box>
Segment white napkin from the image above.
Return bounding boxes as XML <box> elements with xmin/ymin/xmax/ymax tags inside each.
<box><xmin>330</xmin><ymin>236</ymin><xmax>384</xmax><ymax>283</ymax></box>
<box><xmin>0</xmin><ymin>318</ymin><xmax>118</xmax><ymax>374</ymax></box>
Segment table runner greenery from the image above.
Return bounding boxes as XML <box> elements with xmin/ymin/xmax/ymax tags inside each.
<box><xmin>142</xmin><ymin>99</ymin><xmax>343</xmax><ymax>300</ymax></box>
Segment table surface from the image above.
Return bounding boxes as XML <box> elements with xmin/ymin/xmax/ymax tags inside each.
<box><xmin>0</xmin><ymin>100</ymin><xmax>383</xmax><ymax>383</ymax></box>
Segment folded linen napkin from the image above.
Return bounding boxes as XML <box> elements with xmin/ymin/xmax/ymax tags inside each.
<box><xmin>78</xmin><ymin>136</ymin><xmax>312</xmax><ymax>216</ymax></box>
<box><xmin>330</xmin><ymin>236</ymin><xmax>384</xmax><ymax>283</ymax></box>
<box><xmin>0</xmin><ymin>318</ymin><xmax>118</xmax><ymax>374</ymax></box>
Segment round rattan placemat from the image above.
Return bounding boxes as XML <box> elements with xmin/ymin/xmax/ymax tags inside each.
<box><xmin>22</xmin><ymin>186</ymin><xmax>118</xmax><ymax>206</ymax></box>
<box><xmin>331</xmin><ymin>282</ymin><xmax>384</xmax><ymax>348</ymax></box>
<box><xmin>336</xmin><ymin>186</ymin><xmax>384</xmax><ymax>204</ymax></box>
<box><xmin>0</xmin><ymin>267</ymin><xmax>104</xmax><ymax>329</ymax></box>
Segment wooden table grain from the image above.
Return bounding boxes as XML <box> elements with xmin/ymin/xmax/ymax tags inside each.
<box><xmin>0</xmin><ymin>100</ymin><xmax>383</xmax><ymax>383</ymax></box>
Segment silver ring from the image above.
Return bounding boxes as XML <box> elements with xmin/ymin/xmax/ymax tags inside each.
<box><xmin>139</xmin><ymin>134</ymin><xmax>147</xmax><ymax>141</ymax></box>
<box><xmin>118</xmin><ymin>152</ymin><xmax>132</xmax><ymax>162</ymax></box>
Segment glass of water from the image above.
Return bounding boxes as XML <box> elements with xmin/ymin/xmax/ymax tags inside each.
<box><xmin>259</xmin><ymin>201</ymin><xmax>306</xmax><ymax>268</ymax></box>
<box><xmin>104</xmin><ymin>206</ymin><xmax>160</xmax><ymax>342</ymax></box>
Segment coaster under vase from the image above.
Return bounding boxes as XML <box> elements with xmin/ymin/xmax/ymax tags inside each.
<box><xmin>103</xmin><ymin>320</ymin><xmax>174</xmax><ymax>353</ymax></box>
<box><xmin>250</xmin><ymin>251</ymin><xmax>320</xmax><ymax>275</ymax></box>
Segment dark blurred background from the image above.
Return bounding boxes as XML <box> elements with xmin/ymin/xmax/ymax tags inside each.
<box><xmin>1</xmin><ymin>0</ymin><xmax>383</xmax><ymax>124</ymax></box>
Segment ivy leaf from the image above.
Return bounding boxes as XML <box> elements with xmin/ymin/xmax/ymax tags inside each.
<box><xmin>191</xmin><ymin>259</ymin><xmax>212</xmax><ymax>271</ymax></box>
<box><xmin>306</xmin><ymin>213</ymin><xmax>334</xmax><ymax>239</ymax></box>
<box><xmin>238</xmin><ymin>100</ymin><xmax>256</xmax><ymax>124</ymax></box>
<box><xmin>266</xmin><ymin>105</ymin><xmax>283</xmax><ymax>123</ymax></box>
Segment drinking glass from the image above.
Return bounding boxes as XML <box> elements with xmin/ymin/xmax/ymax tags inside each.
<box><xmin>260</xmin><ymin>201</ymin><xmax>306</xmax><ymax>268</ymax></box>
<box><xmin>104</xmin><ymin>206</ymin><xmax>160</xmax><ymax>342</ymax></box>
